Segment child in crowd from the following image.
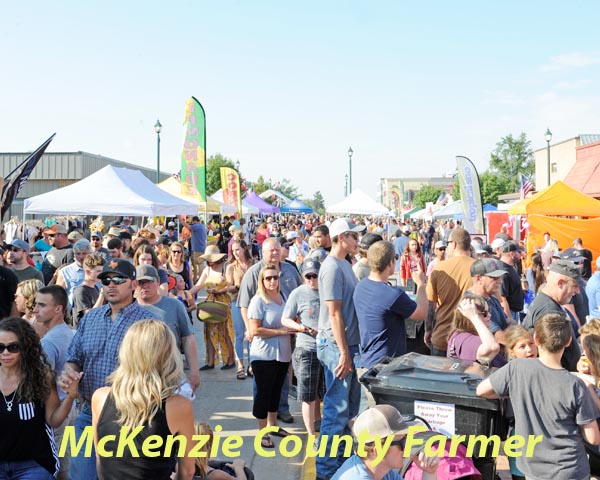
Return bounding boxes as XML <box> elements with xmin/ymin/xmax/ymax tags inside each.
<box><xmin>504</xmin><ymin>325</ymin><xmax>538</xmax><ymax>480</ymax></box>
<box><xmin>477</xmin><ymin>312</ymin><xmax>600</xmax><ymax>480</ymax></box>
<box><xmin>193</xmin><ymin>423</ymin><xmax>248</xmax><ymax>480</ymax></box>
<box><xmin>520</xmin><ymin>278</ymin><xmax>534</xmax><ymax>322</ymax></box>
<box><xmin>169</xmin><ymin>273</ymin><xmax>196</xmax><ymax>323</ymax></box>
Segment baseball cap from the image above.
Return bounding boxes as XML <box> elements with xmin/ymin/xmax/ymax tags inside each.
<box><xmin>561</xmin><ymin>251</ymin><xmax>585</xmax><ymax>264</ymax></box>
<box><xmin>490</xmin><ymin>238</ymin><xmax>505</xmax><ymax>250</ymax></box>
<box><xmin>501</xmin><ymin>241</ymin><xmax>518</xmax><ymax>254</ymax></box>
<box><xmin>50</xmin><ymin>224</ymin><xmax>68</xmax><ymax>235</ymax></box>
<box><xmin>98</xmin><ymin>259</ymin><xmax>136</xmax><ymax>280</ymax></box>
<box><xmin>118</xmin><ymin>231</ymin><xmax>132</xmax><ymax>241</ymax></box>
<box><xmin>90</xmin><ymin>230</ymin><xmax>102</xmax><ymax>239</ymax></box>
<box><xmin>286</xmin><ymin>231</ymin><xmax>300</xmax><ymax>240</ymax></box>
<box><xmin>359</xmin><ymin>233</ymin><xmax>383</xmax><ymax>250</ymax></box>
<box><xmin>9</xmin><ymin>239</ymin><xmax>30</xmax><ymax>252</ymax></box>
<box><xmin>470</xmin><ymin>258</ymin><xmax>507</xmax><ymax>278</ymax></box>
<box><xmin>107</xmin><ymin>226</ymin><xmax>121</xmax><ymax>237</ymax></box>
<box><xmin>168</xmin><ymin>221</ymin><xmax>176</xmax><ymax>228</ymax></box>
<box><xmin>329</xmin><ymin>217</ymin><xmax>366</xmax><ymax>239</ymax></box>
<box><xmin>549</xmin><ymin>259</ymin><xmax>581</xmax><ymax>279</ymax></box>
<box><xmin>68</xmin><ymin>231</ymin><xmax>83</xmax><ymax>242</ymax></box>
<box><xmin>353</xmin><ymin>405</ymin><xmax>419</xmax><ymax>443</ymax></box>
<box><xmin>434</xmin><ymin>240</ymin><xmax>447</xmax><ymax>250</ymax></box>
<box><xmin>302</xmin><ymin>258</ymin><xmax>321</xmax><ymax>276</ymax></box>
<box><xmin>475</xmin><ymin>244</ymin><xmax>493</xmax><ymax>255</ymax></box>
<box><xmin>136</xmin><ymin>264</ymin><xmax>159</xmax><ymax>282</ymax></box>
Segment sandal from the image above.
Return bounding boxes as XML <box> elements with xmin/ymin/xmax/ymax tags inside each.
<box><xmin>271</xmin><ymin>427</ymin><xmax>291</xmax><ymax>438</ymax></box>
<box><xmin>260</xmin><ymin>435</ymin><xmax>274</xmax><ymax>449</ymax></box>
<box><xmin>236</xmin><ymin>368</ymin><xmax>247</xmax><ymax>380</ymax></box>
<box><xmin>221</xmin><ymin>363</ymin><xmax>235</xmax><ymax>370</ymax></box>
<box><xmin>199</xmin><ymin>364</ymin><xmax>214</xmax><ymax>371</ymax></box>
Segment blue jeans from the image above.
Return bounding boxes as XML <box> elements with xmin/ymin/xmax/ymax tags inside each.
<box><xmin>231</xmin><ymin>300</ymin><xmax>248</xmax><ymax>362</ymax></box>
<box><xmin>316</xmin><ymin>340</ymin><xmax>360</xmax><ymax>479</ymax></box>
<box><xmin>0</xmin><ymin>460</ymin><xmax>54</xmax><ymax>480</ymax></box>
<box><xmin>68</xmin><ymin>403</ymin><xmax>97</xmax><ymax>480</ymax></box>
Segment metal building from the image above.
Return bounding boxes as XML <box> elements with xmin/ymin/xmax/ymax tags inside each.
<box><xmin>0</xmin><ymin>151</ymin><xmax>170</xmax><ymax>220</ymax></box>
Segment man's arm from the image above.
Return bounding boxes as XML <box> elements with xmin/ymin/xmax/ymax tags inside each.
<box><xmin>476</xmin><ymin>379</ymin><xmax>499</xmax><ymax>399</ymax></box>
<box><xmin>182</xmin><ymin>334</ymin><xmax>200</xmax><ymax>391</ymax></box>
<box><xmin>582</xmin><ymin>420</ymin><xmax>600</xmax><ymax>446</ymax></box>
<box><xmin>409</xmin><ymin>266</ymin><xmax>428</xmax><ymax>320</ymax></box>
<box><xmin>499</xmin><ymin>295</ymin><xmax>511</xmax><ymax>319</ymax></box>
<box><xmin>326</xmin><ymin>299</ymin><xmax>353</xmax><ymax>379</ymax></box>
<box><xmin>424</xmin><ymin>302</ymin><xmax>436</xmax><ymax>346</ymax></box>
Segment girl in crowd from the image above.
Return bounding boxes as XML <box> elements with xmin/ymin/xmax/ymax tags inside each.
<box><xmin>15</xmin><ymin>279</ymin><xmax>44</xmax><ymax>326</ymax></box>
<box><xmin>92</xmin><ymin>319</ymin><xmax>195</xmax><ymax>480</ymax></box>
<box><xmin>447</xmin><ymin>293</ymin><xmax>502</xmax><ymax>367</ymax></box>
<box><xmin>193</xmin><ymin>423</ymin><xmax>248</xmax><ymax>480</ymax></box>
<box><xmin>281</xmin><ymin>259</ymin><xmax>323</xmax><ymax>437</ymax></box>
<box><xmin>0</xmin><ymin>317</ymin><xmax>81</xmax><ymax>479</ymax></box>
<box><xmin>191</xmin><ymin>246</ymin><xmax>236</xmax><ymax>370</ymax></box>
<box><xmin>248</xmin><ymin>264</ymin><xmax>293</xmax><ymax>448</ymax></box>
<box><xmin>400</xmin><ymin>238</ymin><xmax>426</xmax><ymax>287</ymax></box>
<box><xmin>169</xmin><ymin>273</ymin><xmax>196</xmax><ymax>323</ymax></box>
<box><xmin>166</xmin><ymin>241</ymin><xmax>193</xmax><ymax>290</ymax></box>
<box><xmin>254</xmin><ymin>222</ymin><xmax>270</xmax><ymax>259</ymax></box>
<box><xmin>225</xmin><ymin>240</ymin><xmax>255</xmax><ymax>379</ymax></box>
<box><xmin>134</xmin><ymin>244</ymin><xmax>169</xmax><ymax>295</ymax></box>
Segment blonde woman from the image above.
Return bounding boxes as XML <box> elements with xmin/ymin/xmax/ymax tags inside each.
<box><xmin>193</xmin><ymin>423</ymin><xmax>248</xmax><ymax>480</ymax></box>
<box><xmin>15</xmin><ymin>278</ymin><xmax>44</xmax><ymax>325</ymax></box>
<box><xmin>91</xmin><ymin>320</ymin><xmax>195</xmax><ymax>479</ymax></box>
<box><xmin>166</xmin><ymin>241</ymin><xmax>193</xmax><ymax>289</ymax></box>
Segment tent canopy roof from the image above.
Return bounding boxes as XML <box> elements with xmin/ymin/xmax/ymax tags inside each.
<box><xmin>24</xmin><ymin>166</ymin><xmax>198</xmax><ymax>216</ymax></box>
<box><xmin>280</xmin><ymin>199</ymin><xmax>313</xmax><ymax>214</ymax></box>
<box><xmin>508</xmin><ymin>181</ymin><xmax>600</xmax><ymax>217</ymax></box>
<box><xmin>326</xmin><ymin>189</ymin><xmax>390</xmax><ymax>216</ymax></box>
<box><xmin>244</xmin><ymin>191</ymin><xmax>279</xmax><ymax>214</ymax></box>
<box><xmin>157</xmin><ymin>177</ymin><xmax>234</xmax><ymax>214</ymax></box>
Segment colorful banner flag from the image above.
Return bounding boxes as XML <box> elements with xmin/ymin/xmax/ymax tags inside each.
<box><xmin>1</xmin><ymin>133</ymin><xmax>55</xmax><ymax>218</ymax></box>
<box><xmin>180</xmin><ymin>97</ymin><xmax>207</xmax><ymax>200</ymax></box>
<box><xmin>456</xmin><ymin>156</ymin><xmax>484</xmax><ymax>234</ymax></box>
<box><xmin>220</xmin><ymin>167</ymin><xmax>242</xmax><ymax>218</ymax></box>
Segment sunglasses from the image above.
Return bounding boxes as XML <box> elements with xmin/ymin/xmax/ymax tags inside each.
<box><xmin>101</xmin><ymin>276</ymin><xmax>129</xmax><ymax>286</ymax></box>
<box><xmin>479</xmin><ymin>310</ymin><xmax>491</xmax><ymax>317</ymax></box>
<box><xmin>171</xmin><ymin>250</ymin><xmax>183</xmax><ymax>254</ymax></box>
<box><xmin>305</xmin><ymin>274</ymin><xmax>318</xmax><ymax>280</ymax></box>
<box><xmin>0</xmin><ymin>342</ymin><xmax>21</xmax><ymax>354</ymax></box>
<box><xmin>394</xmin><ymin>254</ymin><xmax>399</xmax><ymax>260</ymax></box>
<box><xmin>264</xmin><ymin>275</ymin><xmax>280</xmax><ymax>282</ymax></box>
<box><xmin>389</xmin><ymin>437</ymin><xmax>407</xmax><ymax>449</ymax></box>
<box><xmin>48</xmin><ymin>234</ymin><xmax>56</xmax><ymax>237</ymax></box>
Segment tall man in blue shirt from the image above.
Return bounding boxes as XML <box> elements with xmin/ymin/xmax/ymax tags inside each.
<box><xmin>60</xmin><ymin>259</ymin><xmax>160</xmax><ymax>480</ymax></box>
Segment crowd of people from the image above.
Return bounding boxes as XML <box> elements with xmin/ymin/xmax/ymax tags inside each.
<box><xmin>1</xmin><ymin>211</ymin><xmax>600</xmax><ymax>480</ymax></box>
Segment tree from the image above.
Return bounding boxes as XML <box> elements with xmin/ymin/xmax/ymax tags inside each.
<box><xmin>206</xmin><ymin>153</ymin><xmax>236</xmax><ymax>196</ymax></box>
<box><xmin>249</xmin><ymin>176</ymin><xmax>301</xmax><ymax>204</ymax></box>
<box><xmin>489</xmin><ymin>133</ymin><xmax>534</xmax><ymax>190</ymax></box>
<box><xmin>480</xmin><ymin>171</ymin><xmax>514</xmax><ymax>205</ymax></box>
<box><xmin>413</xmin><ymin>185</ymin><xmax>443</xmax><ymax>209</ymax></box>
<box><xmin>251</xmin><ymin>175</ymin><xmax>270</xmax><ymax>196</ymax></box>
<box><xmin>303</xmin><ymin>191</ymin><xmax>326</xmax><ymax>214</ymax></box>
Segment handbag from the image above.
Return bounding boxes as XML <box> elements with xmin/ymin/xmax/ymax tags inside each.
<box><xmin>196</xmin><ymin>299</ymin><xmax>229</xmax><ymax>324</ymax></box>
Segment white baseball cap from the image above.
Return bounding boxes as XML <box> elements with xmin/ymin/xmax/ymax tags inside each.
<box><xmin>329</xmin><ymin>218</ymin><xmax>366</xmax><ymax>239</ymax></box>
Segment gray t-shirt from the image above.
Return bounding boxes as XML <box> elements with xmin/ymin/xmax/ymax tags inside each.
<box><xmin>248</xmin><ymin>295</ymin><xmax>291</xmax><ymax>362</ymax></box>
<box><xmin>282</xmin><ymin>285</ymin><xmax>320</xmax><ymax>351</ymax></box>
<box><xmin>41</xmin><ymin>322</ymin><xmax>75</xmax><ymax>401</ymax></box>
<box><xmin>144</xmin><ymin>295</ymin><xmax>192</xmax><ymax>349</ymax></box>
<box><xmin>13</xmin><ymin>265</ymin><xmax>44</xmax><ymax>284</ymax></box>
<box><xmin>489</xmin><ymin>358</ymin><xmax>599</xmax><ymax>480</ymax></box>
<box><xmin>317</xmin><ymin>256</ymin><xmax>360</xmax><ymax>346</ymax></box>
<box><xmin>237</xmin><ymin>260</ymin><xmax>302</xmax><ymax>309</ymax></box>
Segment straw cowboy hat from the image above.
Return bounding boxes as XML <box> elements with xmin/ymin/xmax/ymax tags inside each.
<box><xmin>200</xmin><ymin>245</ymin><xmax>227</xmax><ymax>263</ymax></box>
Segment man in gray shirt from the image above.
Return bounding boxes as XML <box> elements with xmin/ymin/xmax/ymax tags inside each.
<box><xmin>238</xmin><ymin>237</ymin><xmax>302</xmax><ymax>423</ymax></box>
<box><xmin>6</xmin><ymin>239</ymin><xmax>44</xmax><ymax>283</ymax></box>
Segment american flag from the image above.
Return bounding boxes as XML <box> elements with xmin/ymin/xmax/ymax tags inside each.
<box><xmin>520</xmin><ymin>174</ymin><xmax>533</xmax><ymax>199</ymax></box>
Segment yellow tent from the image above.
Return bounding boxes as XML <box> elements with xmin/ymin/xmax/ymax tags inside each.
<box><xmin>508</xmin><ymin>180</ymin><xmax>600</xmax><ymax>217</ymax></box>
<box><xmin>156</xmin><ymin>177</ymin><xmax>233</xmax><ymax>214</ymax></box>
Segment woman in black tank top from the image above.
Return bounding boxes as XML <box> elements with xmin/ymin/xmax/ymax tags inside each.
<box><xmin>91</xmin><ymin>320</ymin><xmax>195</xmax><ymax>479</ymax></box>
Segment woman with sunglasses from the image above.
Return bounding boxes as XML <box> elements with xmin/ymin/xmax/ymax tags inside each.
<box><xmin>447</xmin><ymin>293</ymin><xmax>501</xmax><ymax>367</ymax></box>
<box><xmin>166</xmin><ymin>241</ymin><xmax>193</xmax><ymax>290</ymax></box>
<box><xmin>248</xmin><ymin>264</ymin><xmax>294</xmax><ymax>448</ymax></box>
<box><xmin>0</xmin><ymin>317</ymin><xmax>81</xmax><ymax>479</ymax></box>
<box><xmin>281</xmin><ymin>259</ymin><xmax>323</xmax><ymax>437</ymax></box>
<box><xmin>190</xmin><ymin>245</ymin><xmax>236</xmax><ymax>371</ymax></box>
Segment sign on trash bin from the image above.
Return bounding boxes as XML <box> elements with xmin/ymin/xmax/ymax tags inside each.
<box><xmin>414</xmin><ymin>400</ymin><xmax>456</xmax><ymax>436</ymax></box>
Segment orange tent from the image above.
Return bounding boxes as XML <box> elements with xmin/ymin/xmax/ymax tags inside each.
<box><xmin>508</xmin><ymin>181</ymin><xmax>600</xmax><ymax>265</ymax></box>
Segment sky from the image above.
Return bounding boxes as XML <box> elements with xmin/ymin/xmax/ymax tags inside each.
<box><xmin>3</xmin><ymin>1</ymin><xmax>600</xmax><ymax>207</ymax></box>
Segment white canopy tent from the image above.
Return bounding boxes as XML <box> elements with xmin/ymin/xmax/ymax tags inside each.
<box><xmin>259</xmin><ymin>189</ymin><xmax>292</xmax><ymax>205</ymax></box>
<box><xmin>432</xmin><ymin>200</ymin><xmax>462</xmax><ymax>220</ymax></box>
<box><xmin>24</xmin><ymin>165</ymin><xmax>198</xmax><ymax>216</ymax></box>
<box><xmin>326</xmin><ymin>189</ymin><xmax>390</xmax><ymax>216</ymax></box>
<box><xmin>211</xmin><ymin>189</ymin><xmax>260</xmax><ymax>215</ymax></box>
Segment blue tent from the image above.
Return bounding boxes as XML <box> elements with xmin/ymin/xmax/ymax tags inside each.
<box><xmin>280</xmin><ymin>199</ymin><xmax>313</xmax><ymax>214</ymax></box>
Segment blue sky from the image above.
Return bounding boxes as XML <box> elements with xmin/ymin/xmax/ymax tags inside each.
<box><xmin>3</xmin><ymin>1</ymin><xmax>600</xmax><ymax>206</ymax></box>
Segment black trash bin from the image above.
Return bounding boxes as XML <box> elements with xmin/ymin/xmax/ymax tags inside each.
<box><xmin>360</xmin><ymin>352</ymin><xmax>502</xmax><ymax>480</ymax></box>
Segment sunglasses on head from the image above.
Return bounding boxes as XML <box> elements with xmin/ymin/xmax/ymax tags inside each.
<box><xmin>305</xmin><ymin>274</ymin><xmax>318</xmax><ymax>280</ymax></box>
<box><xmin>0</xmin><ymin>342</ymin><xmax>21</xmax><ymax>354</ymax></box>
<box><xmin>101</xmin><ymin>276</ymin><xmax>129</xmax><ymax>286</ymax></box>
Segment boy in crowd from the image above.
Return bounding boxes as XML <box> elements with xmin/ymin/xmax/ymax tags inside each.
<box><xmin>477</xmin><ymin>312</ymin><xmax>600</xmax><ymax>480</ymax></box>
<box><xmin>72</xmin><ymin>254</ymin><xmax>105</xmax><ymax>326</ymax></box>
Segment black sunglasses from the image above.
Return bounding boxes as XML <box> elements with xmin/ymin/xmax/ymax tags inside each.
<box><xmin>389</xmin><ymin>437</ymin><xmax>407</xmax><ymax>449</ymax></box>
<box><xmin>264</xmin><ymin>275</ymin><xmax>280</xmax><ymax>281</ymax></box>
<box><xmin>101</xmin><ymin>276</ymin><xmax>129</xmax><ymax>286</ymax></box>
<box><xmin>0</xmin><ymin>342</ymin><xmax>21</xmax><ymax>354</ymax></box>
<box><xmin>305</xmin><ymin>274</ymin><xmax>318</xmax><ymax>280</ymax></box>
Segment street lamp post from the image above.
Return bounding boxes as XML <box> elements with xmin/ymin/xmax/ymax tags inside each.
<box><xmin>544</xmin><ymin>128</ymin><xmax>552</xmax><ymax>187</ymax></box>
<box><xmin>154</xmin><ymin>119</ymin><xmax>162</xmax><ymax>183</ymax></box>
<box><xmin>347</xmin><ymin>147</ymin><xmax>353</xmax><ymax>194</ymax></box>
<box><xmin>344</xmin><ymin>174</ymin><xmax>348</xmax><ymax>197</ymax></box>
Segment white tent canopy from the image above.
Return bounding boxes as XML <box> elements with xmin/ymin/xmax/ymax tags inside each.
<box><xmin>326</xmin><ymin>189</ymin><xmax>390</xmax><ymax>216</ymax></box>
<box><xmin>24</xmin><ymin>165</ymin><xmax>198</xmax><ymax>216</ymax></box>
<box><xmin>259</xmin><ymin>189</ymin><xmax>292</xmax><ymax>205</ymax></box>
<box><xmin>432</xmin><ymin>200</ymin><xmax>462</xmax><ymax>220</ymax></box>
<box><xmin>211</xmin><ymin>189</ymin><xmax>260</xmax><ymax>215</ymax></box>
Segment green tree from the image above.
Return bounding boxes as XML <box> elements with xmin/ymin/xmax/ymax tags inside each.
<box><xmin>489</xmin><ymin>133</ymin><xmax>534</xmax><ymax>190</ymax></box>
<box><xmin>303</xmin><ymin>191</ymin><xmax>326</xmax><ymax>214</ymax></box>
<box><xmin>206</xmin><ymin>153</ymin><xmax>236</xmax><ymax>196</ymax></box>
<box><xmin>413</xmin><ymin>185</ymin><xmax>443</xmax><ymax>209</ymax></box>
<box><xmin>252</xmin><ymin>175</ymin><xmax>271</xmax><ymax>196</ymax></box>
<box><xmin>480</xmin><ymin>171</ymin><xmax>514</xmax><ymax>205</ymax></box>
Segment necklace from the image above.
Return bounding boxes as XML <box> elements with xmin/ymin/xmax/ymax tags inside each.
<box><xmin>0</xmin><ymin>376</ymin><xmax>20</xmax><ymax>412</ymax></box>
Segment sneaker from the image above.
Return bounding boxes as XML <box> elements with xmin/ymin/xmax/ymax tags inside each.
<box><xmin>277</xmin><ymin>411</ymin><xmax>294</xmax><ymax>424</ymax></box>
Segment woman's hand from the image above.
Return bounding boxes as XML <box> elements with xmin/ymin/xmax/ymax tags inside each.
<box><xmin>413</xmin><ymin>451</ymin><xmax>440</xmax><ymax>474</ymax></box>
<box><xmin>457</xmin><ymin>298</ymin><xmax>481</xmax><ymax>320</ymax></box>
<box><xmin>578</xmin><ymin>355</ymin><xmax>591</xmax><ymax>375</ymax></box>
